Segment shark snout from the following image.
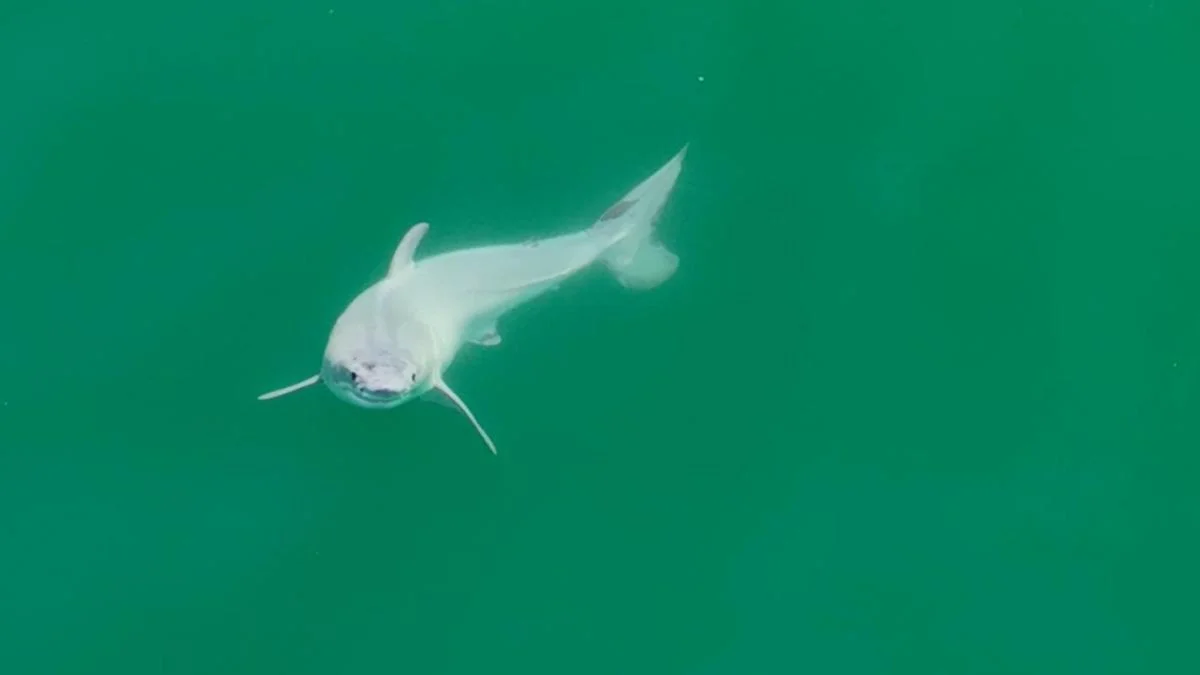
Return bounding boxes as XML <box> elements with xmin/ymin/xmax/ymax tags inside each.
<box><xmin>347</xmin><ymin>367</ymin><xmax>397</xmax><ymax>396</ymax></box>
<box><xmin>320</xmin><ymin>357</ymin><xmax>419</xmax><ymax>409</ymax></box>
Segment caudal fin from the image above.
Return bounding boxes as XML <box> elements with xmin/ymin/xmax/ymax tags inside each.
<box><xmin>599</xmin><ymin>145</ymin><xmax>688</xmax><ymax>290</ymax></box>
<box><xmin>604</xmin><ymin>232</ymin><xmax>680</xmax><ymax>290</ymax></box>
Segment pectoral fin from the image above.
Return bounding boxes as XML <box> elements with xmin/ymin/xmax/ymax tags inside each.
<box><xmin>429</xmin><ymin>378</ymin><xmax>498</xmax><ymax>454</ymax></box>
<box><xmin>421</xmin><ymin>389</ymin><xmax>457</xmax><ymax>411</ymax></box>
<box><xmin>258</xmin><ymin>374</ymin><xmax>320</xmax><ymax>401</ymax></box>
<box><xmin>468</xmin><ymin>323</ymin><xmax>502</xmax><ymax>347</ymax></box>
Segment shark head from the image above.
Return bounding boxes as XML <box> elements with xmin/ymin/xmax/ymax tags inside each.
<box><xmin>319</xmin><ymin>348</ymin><xmax>426</xmax><ymax>409</ymax></box>
<box><xmin>318</xmin><ymin>286</ymin><xmax>438</xmax><ymax>409</ymax></box>
<box><xmin>313</xmin><ymin>280</ymin><xmax>497</xmax><ymax>454</ymax></box>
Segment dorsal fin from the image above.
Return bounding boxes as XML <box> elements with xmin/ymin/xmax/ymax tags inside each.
<box><xmin>388</xmin><ymin>222</ymin><xmax>430</xmax><ymax>276</ymax></box>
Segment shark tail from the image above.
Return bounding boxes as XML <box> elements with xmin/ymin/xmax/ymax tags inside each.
<box><xmin>602</xmin><ymin>226</ymin><xmax>680</xmax><ymax>290</ymax></box>
<box><xmin>599</xmin><ymin>145</ymin><xmax>688</xmax><ymax>290</ymax></box>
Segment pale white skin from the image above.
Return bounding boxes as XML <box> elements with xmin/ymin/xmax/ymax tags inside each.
<box><xmin>259</xmin><ymin>145</ymin><xmax>688</xmax><ymax>453</ymax></box>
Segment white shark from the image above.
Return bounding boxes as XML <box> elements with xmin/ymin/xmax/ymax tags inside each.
<box><xmin>258</xmin><ymin>145</ymin><xmax>689</xmax><ymax>453</ymax></box>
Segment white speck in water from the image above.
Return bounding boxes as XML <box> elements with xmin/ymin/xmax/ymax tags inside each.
<box><xmin>697</xmin><ymin>75</ymin><xmax>705</xmax><ymax>82</ymax></box>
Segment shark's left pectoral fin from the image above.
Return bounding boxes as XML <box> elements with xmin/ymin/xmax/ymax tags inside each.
<box><xmin>258</xmin><ymin>374</ymin><xmax>320</xmax><ymax>401</ymax></box>
<box><xmin>468</xmin><ymin>323</ymin><xmax>502</xmax><ymax>347</ymax></box>
<box><xmin>428</xmin><ymin>378</ymin><xmax>498</xmax><ymax>454</ymax></box>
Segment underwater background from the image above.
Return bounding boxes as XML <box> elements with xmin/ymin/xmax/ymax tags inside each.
<box><xmin>1</xmin><ymin>1</ymin><xmax>1198</xmax><ymax>673</ymax></box>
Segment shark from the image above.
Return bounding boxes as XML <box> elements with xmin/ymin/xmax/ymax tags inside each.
<box><xmin>257</xmin><ymin>145</ymin><xmax>689</xmax><ymax>453</ymax></box>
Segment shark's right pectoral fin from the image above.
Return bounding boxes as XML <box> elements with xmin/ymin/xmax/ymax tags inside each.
<box><xmin>428</xmin><ymin>378</ymin><xmax>498</xmax><ymax>454</ymax></box>
<box><xmin>257</xmin><ymin>374</ymin><xmax>320</xmax><ymax>401</ymax></box>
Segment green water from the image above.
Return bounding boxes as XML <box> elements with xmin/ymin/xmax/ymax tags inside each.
<box><xmin>2</xmin><ymin>2</ymin><xmax>1197</xmax><ymax>673</ymax></box>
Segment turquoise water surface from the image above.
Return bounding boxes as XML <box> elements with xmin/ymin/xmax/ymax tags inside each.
<box><xmin>1</xmin><ymin>2</ymin><xmax>1197</xmax><ymax>673</ymax></box>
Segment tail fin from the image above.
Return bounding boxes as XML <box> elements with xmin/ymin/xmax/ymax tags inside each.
<box><xmin>599</xmin><ymin>145</ymin><xmax>688</xmax><ymax>290</ymax></box>
<box><xmin>603</xmin><ymin>228</ymin><xmax>680</xmax><ymax>290</ymax></box>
